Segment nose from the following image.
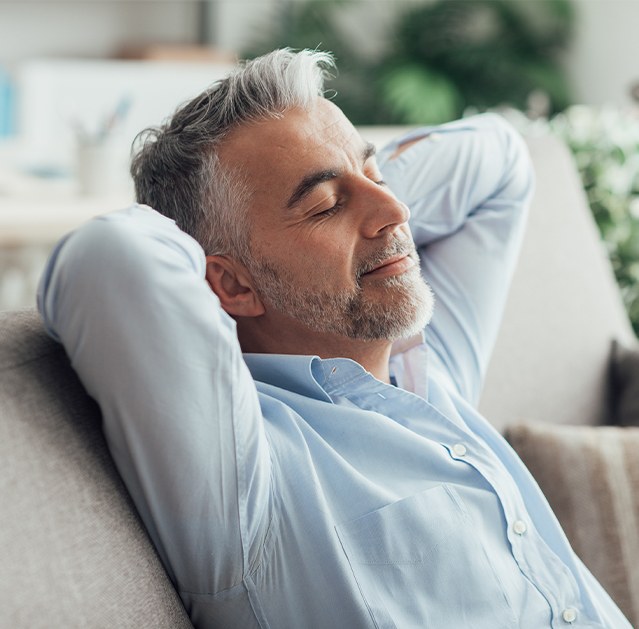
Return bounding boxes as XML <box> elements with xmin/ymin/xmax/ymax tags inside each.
<box><xmin>359</xmin><ymin>180</ymin><xmax>411</xmax><ymax>238</ymax></box>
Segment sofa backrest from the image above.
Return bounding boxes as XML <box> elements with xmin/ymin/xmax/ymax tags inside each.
<box><xmin>0</xmin><ymin>309</ymin><xmax>193</xmax><ymax>629</ymax></box>
<box><xmin>479</xmin><ymin>133</ymin><xmax>636</xmax><ymax>430</ymax></box>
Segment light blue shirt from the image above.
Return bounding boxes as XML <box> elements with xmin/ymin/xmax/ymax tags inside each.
<box><xmin>38</xmin><ymin>114</ymin><xmax>630</xmax><ymax>628</ymax></box>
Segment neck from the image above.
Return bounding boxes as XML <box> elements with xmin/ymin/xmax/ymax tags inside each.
<box><xmin>236</xmin><ymin>315</ymin><xmax>393</xmax><ymax>383</ymax></box>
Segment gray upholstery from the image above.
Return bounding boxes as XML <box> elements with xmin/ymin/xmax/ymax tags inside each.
<box><xmin>479</xmin><ymin>134</ymin><xmax>635</xmax><ymax>430</ymax></box>
<box><xmin>0</xmin><ymin>310</ymin><xmax>192</xmax><ymax>628</ymax></box>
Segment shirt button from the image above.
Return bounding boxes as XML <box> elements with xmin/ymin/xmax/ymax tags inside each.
<box><xmin>513</xmin><ymin>520</ymin><xmax>528</xmax><ymax>535</ymax></box>
<box><xmin>452</xmin><ymin>443</ymin><xmax>467</xmax><ymax>457</ymax></box>
<box><xmin>562</xmin><ymin>608</ymin><xmax>578</xmax><ymax>623</ymax></box>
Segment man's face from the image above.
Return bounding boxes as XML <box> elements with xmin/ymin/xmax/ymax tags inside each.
<box><xmin>218</xmin><ymin>98</ymin><xmax>433</xmax><ymax>342</ymax></box>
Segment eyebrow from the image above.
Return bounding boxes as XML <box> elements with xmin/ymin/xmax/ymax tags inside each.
<box><xmin>285</xmin><ymin>142</ymin><xmax>377</xmax><ymax>210</ymax></box>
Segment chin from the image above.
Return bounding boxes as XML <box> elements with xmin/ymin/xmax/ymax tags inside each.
<box><xmin>351</xmin><ymin>270</ymin><xmax>435</xmax><ymax>342</ymax></box>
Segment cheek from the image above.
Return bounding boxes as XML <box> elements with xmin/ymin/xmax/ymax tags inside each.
<box><xmin>288</xmin><ymin>234</ymin><xmax>357</xmax><ymax>287</ymax></box>
<box><xmin>308</xmin><ymin>233</ymin><xmax>357</xmax><ymax>274</ymax></box>
<box><xmin>253</xmin><ymin>217</ymin><xmax>359</xmax><ymax>285</ymax></box>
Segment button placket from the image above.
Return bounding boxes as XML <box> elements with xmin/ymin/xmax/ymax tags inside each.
<box><xmin>438</xmin><ymin>422</ymin><xmax>585</xmax><ymax>626</ymax></box>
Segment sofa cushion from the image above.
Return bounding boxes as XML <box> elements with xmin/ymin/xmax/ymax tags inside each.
<box><xmin>0</xmin><ymin>309</ymin><xmax>193</xmax><ymax>628</ymax></box>
<box><xmin>610</xmin><ymin>339</ymin><xmax>639</xmax><ymax>427</ymax></box>
<box><xmin>505</xmin><ymin>422</ymin><xmax>639</xmax><ymax>627</ymax></box>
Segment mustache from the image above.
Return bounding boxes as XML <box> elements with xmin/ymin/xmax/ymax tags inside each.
<box><xmin>356</xmin><ymin>238</ymin><xmax>419</xmax><ymax>279</ymax></box>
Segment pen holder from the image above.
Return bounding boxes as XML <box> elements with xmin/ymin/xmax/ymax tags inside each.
<box><xmin>76</xmin><ymin>136</ymin><xmax>122</xmax><ymax>196</ymax></box>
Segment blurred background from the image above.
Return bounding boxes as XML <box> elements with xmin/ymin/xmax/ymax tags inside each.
<box><xmin>2</xmin><ymin>0</ymin><xmax>639</xmax><ymax>334</ymax></box>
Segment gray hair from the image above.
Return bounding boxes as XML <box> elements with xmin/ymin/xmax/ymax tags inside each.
<box><xmin>130</xmin><ymin>48</ymin><xmax>336</xmax><ymax>258</ymax></box>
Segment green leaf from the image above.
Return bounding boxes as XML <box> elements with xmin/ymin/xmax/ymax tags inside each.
<box><xmin>380</xmin><ymin>65</ymin><xmax>461</xmax><ymax>125</ymax></box>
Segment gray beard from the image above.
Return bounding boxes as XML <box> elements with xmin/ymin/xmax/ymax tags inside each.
<box><xmin>245</xmin><ymin>245</ymin><xmax>434</xmax><ymax>342</ymax></box>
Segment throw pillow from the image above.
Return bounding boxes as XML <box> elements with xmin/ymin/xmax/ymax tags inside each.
<box><xmin>505</xmin><ymin>422</ymin><xmax>639</xmax><ymax>626</ymax></box>
<box><xmin>610</xmin><ymin>339</ymin><xmax>639</xmax><ymax>427</ymax></box>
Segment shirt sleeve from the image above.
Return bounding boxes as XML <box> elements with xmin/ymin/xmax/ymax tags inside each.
<box><xmin>378</xmin><ymin>114</ymin><xmax>534</xmax><ymax>405</ymax></box>
<box><xmin>37</xmin><ymin>204</ymin><xmax>272</xmax><ymax>598</ymax></box>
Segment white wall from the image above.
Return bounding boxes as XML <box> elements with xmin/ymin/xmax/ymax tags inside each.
<box><xmin>211</xmin><ymin>0</ymin><xmax>277</xmax><ymax>54</ymax></box>
<box><xmin>2</xmin><ymin>0</ymin><xmax>639</xmax><ymax>107</ymax></box>
<box><xmin>566</xmin><ymin>0</ymin><xmax>639</xmax><ymax>107</ymax></box>
<box><xmin>0</xmin><ymin>1</ymin><xmax>199</xmax><ymax>71</ymax></box>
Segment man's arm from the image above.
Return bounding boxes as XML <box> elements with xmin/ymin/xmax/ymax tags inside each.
<box><xmin>38</xmin><ymin>205</ymin><xmax>272</xmax><ymax>598</ymax></box>
<box><xmin>379</xmin><ymin>114</ymin><xmax>534</xmax><ymax>404</ymax></box>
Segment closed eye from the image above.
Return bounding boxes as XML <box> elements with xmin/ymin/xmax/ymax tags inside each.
<box><xmin>314</xmin><ymin>200</ymin><xmax>344</xmax><ymax>219</ymax></box>
<box><xmin>313</xmin><ymin>179</ymin><xmax>385</xmax><ymax>220</ymax></box>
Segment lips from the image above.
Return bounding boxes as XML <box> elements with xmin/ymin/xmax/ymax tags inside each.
<box><xmin>363</xmin><ymin>253</ymin><xmax>416</xmax><ymax>278</ymax></box>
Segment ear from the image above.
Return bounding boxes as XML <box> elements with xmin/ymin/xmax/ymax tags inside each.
<box><xmin>205</xmin><ymin>255</ymin><xmax>265</xmax><ymax>318</ymax></box>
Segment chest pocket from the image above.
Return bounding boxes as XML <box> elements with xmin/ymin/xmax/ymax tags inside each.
<box><xmin>335</xmin><ymin>484</ymin><xmax>516</xmax><ymax>629</ymax></box>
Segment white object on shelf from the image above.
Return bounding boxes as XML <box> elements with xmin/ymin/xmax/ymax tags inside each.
<box><xmin>17</xmin><ymin>58</ymin><xmax>236</xmax><ymax>171</ymax></box>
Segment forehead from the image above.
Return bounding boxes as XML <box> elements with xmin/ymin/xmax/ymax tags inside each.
<box><xmin>218</xmin><ymin>99</ymin><xmax>365</xmax><ymax>197</ymax></box>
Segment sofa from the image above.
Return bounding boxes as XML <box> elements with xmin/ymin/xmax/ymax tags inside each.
<box><xmin>1</xmin><ymin>130</ymin><xmax>638</xmax><ymax>627</ymax></box>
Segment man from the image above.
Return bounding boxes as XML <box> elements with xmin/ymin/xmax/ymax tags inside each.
<box><xmin>38</xmin><ymin>49</ymin><xmax>630</xmax><ymax>628</ymax></box>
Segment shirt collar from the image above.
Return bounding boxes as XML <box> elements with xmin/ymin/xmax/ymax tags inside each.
<box><xmin>243</xmin><ymin>331</ymin><xmax>428</xmax><ymax>401</ymax></box>
<box><xmin>242</xmin><ymin>351</ymin><xmax>384</xmax><ymax>401</ymax></box>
